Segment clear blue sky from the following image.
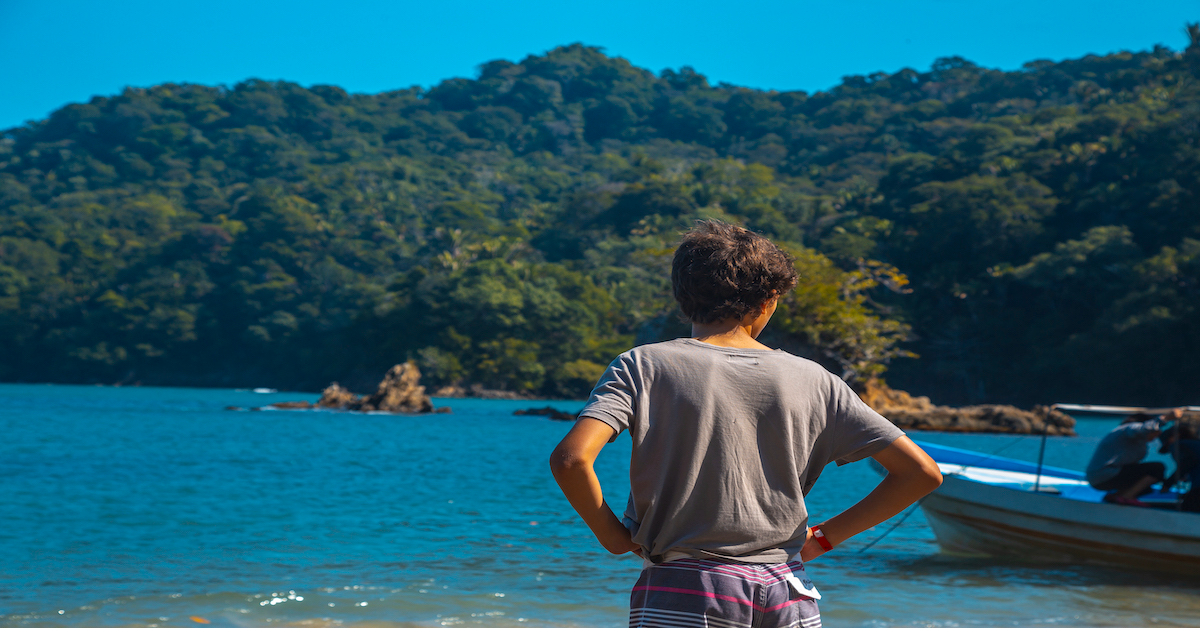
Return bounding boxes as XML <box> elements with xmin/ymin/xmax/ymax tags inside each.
<box><xmin>1</xmin><ymin>0</ymin><xmax>1196</xmax><ymax>131</ymax></box>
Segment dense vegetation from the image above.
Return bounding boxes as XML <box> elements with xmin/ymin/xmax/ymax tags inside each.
<box><xmin>3</xmin><ymin>30</ymin><xmax>1199</xmax><ymax>404</ymax></box>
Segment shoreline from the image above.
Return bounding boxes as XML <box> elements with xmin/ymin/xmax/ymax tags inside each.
<box><xmin>0</xmin><ymin>381</ymin><xmax>1077</xmax><ymax>434</ymax></box>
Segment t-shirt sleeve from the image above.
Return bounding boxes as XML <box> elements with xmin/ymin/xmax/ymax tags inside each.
<box><xmin>577</xmin><ymin>353</ymin><xmax>638</xmax><ymax>442</ymax></box>
<box><xmin>826</xmin><ymin>373</ymin><xmax>905</xmax><ymax>465</ymax></box>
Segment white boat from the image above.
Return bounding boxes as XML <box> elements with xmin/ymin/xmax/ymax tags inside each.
<box><xmin>1053</xmin><ymin>403</ymin><xmax>1200</xmax><ymax>416</ymax></box>
<box><xmin>896</xmin><ymin>441</ymin><xmax>1200</xmax><ymax>574</ymax></box>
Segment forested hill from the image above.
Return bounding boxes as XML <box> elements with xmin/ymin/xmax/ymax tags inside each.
<box><xmin>2</xmin><ymin>33</ymin><xmax>1199</xmax><ymax>404</ymax></box>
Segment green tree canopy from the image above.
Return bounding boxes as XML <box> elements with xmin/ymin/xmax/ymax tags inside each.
<box><xmin>3</xmin><ymin>36</ymin><xmax>1199</xmax><ymax>403</ymax></box>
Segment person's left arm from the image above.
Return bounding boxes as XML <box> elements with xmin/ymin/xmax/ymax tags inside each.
<box><xmin>799</xmin><ymin>375</ymin><xmax>942</xmax><ymax>561</ymax></box>
<box><xmin>549</xmin><ymin>417</ymin><xmax>640</xmax><ymax>555</ymax></box>
<box><xmin>800</xmin><ymin>435</ymin><xmax>941</xmax><ymax>561</ymax></box>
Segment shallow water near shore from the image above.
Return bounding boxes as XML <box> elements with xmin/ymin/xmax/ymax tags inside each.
<box><xmin>1</xmin><ymin>384</ymin><xmax>1197</xmax><ymax>628</ymax></box>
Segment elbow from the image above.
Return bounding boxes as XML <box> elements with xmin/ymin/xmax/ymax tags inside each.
<box><xmin>876</xmin><ymin>437</ymin><xmax>942</xmax><ymax>497</ymax></box>
<box><xmin>910</xmin><ymin>445</ymin><xmax>943</xmax><ymax>493</ymax></box>
<box><xmin>921</xmin><ymin>462</ymin><xmax>943</xmax><ymax>493</ymax></box>
<box><xmin>902</xmin><ymin>452</ymin><xmax>942</xmax><ymax>495</ymax></box>
<box><xmin>548</xmin><ymin>450</ymin><xmax>567</xmax><ymax>477</ymax></box>
<box><xmin>926</xmin><ymin>468</ymin><xmax>944</xmax><ymax>492</ymax></box>
<box><xmin>549</xmin><ymin>447</ymin><xmax>588</xmax><ymax>478</ymax></box>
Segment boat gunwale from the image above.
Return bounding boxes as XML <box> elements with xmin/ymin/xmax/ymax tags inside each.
<box><xmin>913</xmin><ymin>440</ymin><xmax>1084</xmax><ymax>480</ymax></box>
<box><xmin>921</xmin><ymin>494</ymin><xmax>1200</xmax><ymax>568</ymax></box>
<box><xmin>936</xmin><ymin>475</ymin><xmax>1200</xmax><ymax>542</ymax></box>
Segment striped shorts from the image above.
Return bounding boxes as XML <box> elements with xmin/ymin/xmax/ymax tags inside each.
<box><xmin>629</xmin><ymin>558</ymin><xmax>821</xmax><ymax>628</ymax></box>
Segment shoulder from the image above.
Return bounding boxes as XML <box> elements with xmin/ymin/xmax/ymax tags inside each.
<box><xmin>630</xmin><ymin>339</ymin><xmax>829</xmax><ymax>366</ymax></box>
<box><xmin>616</xmin><ymin>340</ymin><xmax>841</xmax><ymax>388</ymax></box>
<box><xmin>771</xmin><ymin>349</ymin><xmax>839</xmax><ymax>373</ymax></box>
<box><xmin>626</xmin><ymin>338</ymin><xmax>698</xmax><ymax>356</ymax></box>
<box><xmin>614</xmin><ymin>339</ymin><xmax>707</xmax><ymax>364</ymax></box>
<box><xmin>764</xmin><ymin>349</ymin><xmax>847</xmax><ymax>392</ymax></box>
<box><xmin>596</xmin><ymin>341</ymin><xmax>690</xmax><ymax>376</ymax></box>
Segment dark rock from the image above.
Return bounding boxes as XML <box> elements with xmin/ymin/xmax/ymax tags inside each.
<box><xmin>859</xmin><ymin>379</ymin><xmax>1076</xmax><ymax>435</ymax></box>
<box><xmin>515</xmin><ymin>406</ymin><xmax>578</xmax><ymax>421</ymax></box>
<box><xmin>434</xmin><ymin>383</ymin><xmax>537</xmax><ymax>400</ymax></box>
<box><xmin>268</xmin><ymin>400</ymin><xmax>313</xmax><ymax>410</ymax></box>
<box><xmin>433</xmin><ymin>385</ymin><xmax>467</xmax><ymax>398</ymax></box>
<box><xmin>468</xmin><ymin>384</ymin><xmax>534</xmax><ymax>400</ymax></box>
<box><xmin>884</xmin><ymin>404</ymin><xmax>1075</xmax><ymax>435</ymax></box>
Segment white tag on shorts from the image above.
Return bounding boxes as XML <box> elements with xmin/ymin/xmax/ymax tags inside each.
<box><xmin>785</xmin><ymin>573</ymin><xmax>822</xmax><ymax>600</ymax></box>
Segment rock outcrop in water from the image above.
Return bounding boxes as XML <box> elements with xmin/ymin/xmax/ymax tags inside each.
<box><xmin>511</xmin><ymin>380</ymin><xmax>1075</xmax><ymax>435</ymax></box>
<box><xmin>360</xmin><ymin>362</ymin><xmax>435</xmax><ymax>413</ymax></box>
<box><xmin>858</xmin><ymin>379</ymin><xmax>1075</xmax><ymax>435</ymax></box>
<box><xmin>513</xmin><ymin>406</ymin><xmax>577</xmax><ymax>421</ymax></box>
<box><xmin>262</xmin><ymin>362</ymin><xmax>447</xmax><ymax>414</ymax></box>
<box><xmin>433</xmin><ymin>384</ymin><xmax>536</xmax><ymax>399</ymax></box>
<box><xmin>315</xmin><ymin>383</ymin><xmax>358</xmax><ymax>409</ymax></box>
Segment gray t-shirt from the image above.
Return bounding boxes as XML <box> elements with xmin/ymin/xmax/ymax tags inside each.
<box><xmin>1085</xmin><ymin>418</ymin><xmax>1165</xmax><ymax>485</ymax></box>
<box><xmin>578</xmin><ymin>338</ymin><xmax>904</xmax><ymax>563</ymax></box>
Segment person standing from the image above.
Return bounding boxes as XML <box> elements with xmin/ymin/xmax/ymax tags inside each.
<box><xmin>550</xmin><ymin>220</ymin><xmax>942</xmax><ymax>628</ymax></box>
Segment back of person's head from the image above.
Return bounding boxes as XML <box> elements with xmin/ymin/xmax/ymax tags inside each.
<box><xmin>1122</xmin><ymin>413</ymin><xmax>1152</xmax><ymax>425</ymax></box>
<box><xmin>672</xmin><ymin>220</ymin><xmax>798</xmax><ymax>324</ymax></box>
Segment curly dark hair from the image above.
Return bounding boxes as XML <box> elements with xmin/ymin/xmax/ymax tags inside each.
<box><xmin>671</xmin><ymin>220</ymin><xmax>798</xmax><ymax>324</ymax></box>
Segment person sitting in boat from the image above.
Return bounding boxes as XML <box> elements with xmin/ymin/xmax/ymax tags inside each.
<box><xmin>1085</xmin><ymin>410</ymin><xmax>1178</xmax><ymax>506</ymax></box>
<box><xmin>1159</xmin><ymin>419</ymin><xmax>1200</xmax><ymax>512</ymax></box>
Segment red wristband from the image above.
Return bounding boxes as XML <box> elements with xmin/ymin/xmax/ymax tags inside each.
<box><xmin>810</xmin><ymin>525</ymin><xmax>834</xmax><ymax>551</ymax></box>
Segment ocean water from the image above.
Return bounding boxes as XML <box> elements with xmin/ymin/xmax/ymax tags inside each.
<box><xmin>0</xmin><ymin>384</ymin><xmax>1197</xmax><ymax>628</ymax></box>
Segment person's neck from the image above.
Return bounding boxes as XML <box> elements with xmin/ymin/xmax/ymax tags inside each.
<box><xmin>691</xmin><ymin>321</ymin><xmax>771</xmax><ymax>350</ymax></box>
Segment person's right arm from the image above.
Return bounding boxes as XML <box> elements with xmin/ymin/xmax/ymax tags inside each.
<box><xmin>549</xmin><ymin>417</ymin><xmax>640</xmax><ymax>555</ymax></box>
<box><xmin>800</xmin><ymin>435</ymin><xmax>942</xmax><ymax>561</ymax></box>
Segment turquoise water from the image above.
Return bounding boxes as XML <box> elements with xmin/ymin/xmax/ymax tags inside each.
<box><xmin>1</xmin><ymin>384</ymin><xmax>1197</xmax><ymax>628</ymax></box>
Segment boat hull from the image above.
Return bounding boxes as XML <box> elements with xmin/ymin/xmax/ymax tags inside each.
<box><xmin>923</xmin><ymin>474</ymin><xmax>1200</xmax><ymax>573</ymax></box>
